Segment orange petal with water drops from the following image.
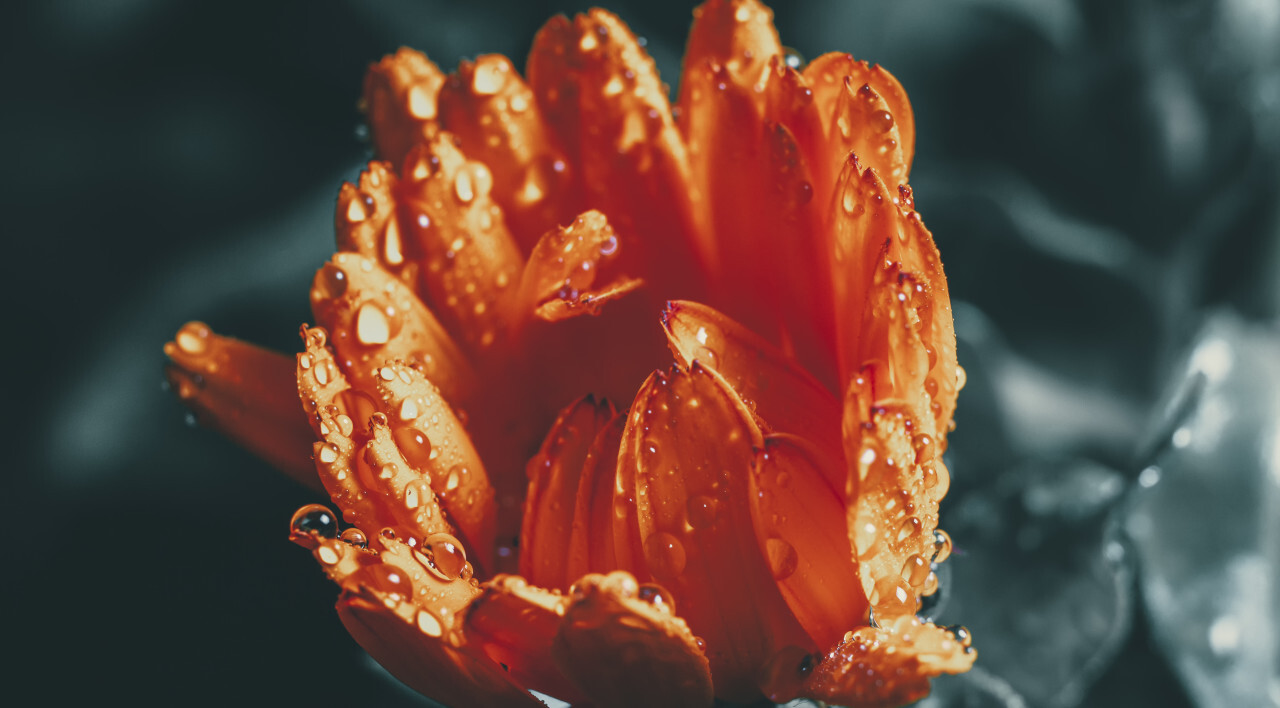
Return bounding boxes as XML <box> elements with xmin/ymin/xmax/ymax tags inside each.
<box><xmin>804</xmin><ymin>53</ymin><xmax>914</xmax><ymax>194</ymax></box>
<box><xmin>292</xmin><ymin>521</ymin><xmax>538</xmax><ymax>708</ymax></box>
<box><xmin>520</xmin><ymin>395</ymin><xmax>617</xmax><ymax>590</ymax></box>
<box><xmin>748</xmin><ymin>434</ymin><xmax>868</xmax><ymax>651</ymax></box>
<box><xmin>797</xmin><ymin>615</ymin><xmax>975</xmax><ymax>707</ymax></box>
<box><xmin>625</xmin><ymin>364</ymin><xmax>809</xmax><ymax>703</ymax></box>
<box><xmin>527</xmin><ymin>9</ymin><xmax>709</xmax><ymax>297</ymax></box>
<box><xmin>396</xmin><ymin>135</ymin><xmax>523</xmax><ymax>352</ymax></box>
<box><xmin>552</xmin><ymin>571</ymin><xmax>714</xmax><ymax>708</ymax></box>
<box><xmin>843</xmin><ymin>375</ymin><xmax>951</xmax><ymax>621</ymax></box>
<box><xmin>662</xmin><ymin>301</ymin><xmax>842</xmax><ymax>494</ymax></box>
<box><xmin>335</xmin><ymin>162</ymin><xmax>413</xmax><ymax>283</ymax></box>
<box><xmin>363</xmin><ymin>48</ymin><xmax>445</xmax><ymax>167</ymax></box>
<box><xmin>565</xmin><ymin>411</ymin><xmax>626</xmax><ymax>580</ymax></box>
<box><xmin>309</xmin><ymin>252</ymin><xmax>473</xmax><ymax>403</ymax></box>
<box><xmin>463</xmin><ymin>575</ymin><xmax>585</xmax><ymax>702</ymax></box>
<box><xmin>438</xmin><ymin>54</ymin><xmax>580</xmax><ymax>252</ymax></box>
<box><xmin>516</xmin><ymin>210</ymin><xmax>642</xmax><ymax>325</ymax></box>
<box><xmin>371</xmin><ymin>360</ymin><xmax>497</xmax><ymax>572</ymax></box>
<box><xmin>164</xmin><ymin>322</ymin><xmax>318</xmax><ymax>490</ymax></box>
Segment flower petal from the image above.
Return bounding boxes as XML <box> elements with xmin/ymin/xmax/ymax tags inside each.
<box><xmin>309</xmin><ymin>252</ymin><xmax>474</xmax><ymax>403</ymax></box>
<box><xmin>517</xmin><ymin>210</ymin><xmax>642</xmax><ymax>324</ymax></box>
<box><xmin>397</xmin><ymin>135</ymin><xmax>524</xmax><ymax>352</ymax></box>
<box><xmin>438</xmin><ymin>54</ymin><xmax>579</xmax><ymax>252</ymax></box>
<box><xmin>520</xmin><ymin>395</ymin><xmax>617</xmax><ymax>590</ymax></box>
<box><xmin>749</xmin><ymin>434</ymin><xmax>868</xmax><ymax>650</ymax></box>
<box><xmin>662</xmin><ymin>300</ymin><xmax>843</xmax><ymax>494</ymax></box>
<box><xmin>804</xmin><ymin>52</ymin><xmax>914</xmax><ymax>192</ymax></box>
<box><xmin>623</xmin><ymin>364</ymin><xmax>810</xmax><ymax>702</ymax></box>
<box><xmin>528</xmin><ymin>9</ymin><xmax>709</xmax><ymax>297</ymax></box>
<box><xmin>370</xmin><ymin>360</ymin><xmax>498</xmax><ymax>571</ymax></box>
<box><xmin>552</xmin><ymin>571</ymin><xmax>714</xmax><ymax>708</ymax></box>
<box><xmin>797</xmin><ymin>615</ymin><xmax>975</xmax><ymax>706</ymax></box>
<box><xmin>335</xmin><ymin>161</ymin><xmax>413</xmax><ymax>281</ymax></box>
<box><xmin>463</xmin><ymin>574</ymin><xmax>586</xmax><ymax>702</ymax></box>
<box><xmin>295</xmin><ymin>527</ymin><xmax>538</xmax><ymax>708</ymax></box>
<box><xmin>565</xmin><ymin>411</ymin><xmax>626</xmax><ymax>579</ymax></box>
<box><xmin>363</xmin><ymin>48</ymin><xmax>445</xmax><ymax>167</ymax></box>
<box><xmin>164</xmin><ymin>322</ymin><xmax>318</xmax><ymax>490</ymax></box>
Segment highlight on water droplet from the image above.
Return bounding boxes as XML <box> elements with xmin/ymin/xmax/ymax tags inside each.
<box><xmin>420</xmin><ymin>532</ymin><xmax>469</xmax><ymax>581</ymax></box>
<box><xmin>643</xmin><ymin>532</ymin><xmax>687</xmax><ymax>580</ymax></box>
<box><xmin>340</xmin><ymin>527</ymin><xmax>368</xmax><ymax>548</ymax></box>
<box><xmin>355</xmin><ymin>303</ymin><xmax>392</xmax><ymax>346</ymax></box>
<box><xmin>290</xmin><ymin>504</ymin><xmax>338</xmax><ymax>540</ymax></box>
<box><xmin>637</xmin><ymin>583</ymin><xmax>675</xmax><ymax>614</ymax></box>
<box><xmin>174</xmin><ymin>322</ymin><xmax>210</xmax><ymax>355</ymax></box>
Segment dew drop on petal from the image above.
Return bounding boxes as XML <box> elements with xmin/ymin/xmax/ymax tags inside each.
<box><xmin>394</xmin><ymin>428</ymin><xmax>433</xmax><ymax>469</ymax></box>
<box><xmin>318</xmin><ymin>264</ymin><xmax>348</xmax><ymax>299</ymax></box>
<box><xmin>454</xmin><ymin>170</ymin><xmax>475</xmax><ymax>203</ymax></box>
<box><xmin>407</xmin><ymin>84</ymin><xmax>437</xmax><ymax>120</ymax></box>
<box><xmin>291</xmin><ymin>504</ymin><xmax>338</xmax><ymax>539</ymax></box>
<box><xmin>318</xmin><ymin>443</ymin><xmax>340</xmax><ymax>465</ymax></box>
<box><xmin>175</xmin><ymin>322</ymin><xmax>210</xmax><ymax>355</ymax></box>
<box><xmin>765</xmin><ymin>537</ymin><xmax>799</xmax><ymax>580</ymax></box>
<box><xmin>355</xmin><ymin>303</ymin><xmax>392</xmax><ymax>345</ymax></box>
<box><xmin>417</xmin><ymin>609</ymin><xmax>443</xmax><ymax>636</ymax></box>
<box><xmin>932</xmin><ymin>529</ymin><xmax>952</xmax><ymax>563</ymax></box>
<box><xmin>340</xmin><ymin>527</ymin><xmax>368</xmax><ymax>548</ymax></box>
<box><xmin>346</xmin><ymin>197</ymin><xmax>369</xmax><ymax>223</ymax></box>
<box><xmin>420</xmin><ymin>532</ymin><xmax>468</xmax><ymax>581</ymax></box>
<box><xmin>686</xmin><ymin>494</ymin><xmax>719</xmax><ymax>529</ymax></box>
<box><xmin>644</xmin><ymin>532</ymin><xmax>687</xmax><ymax>580</ymax></box>
<box><xmin>638</xmin><ymin>584</ymin><xmax>675</xmax><ymax>614</ymax></box>
<box><xmin>316</xmin><ymin>542</ymin><xmax>344</xmax><ymax>565</ymax></box>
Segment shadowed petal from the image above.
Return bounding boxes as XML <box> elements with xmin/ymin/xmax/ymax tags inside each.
<box><xmin>164</xmin><ymin>322</ymin><xmax>318</xmax><ymax>490</ymax></box>
<box><xmin>565</xmin><ymin>411</ymin><xmax>627</xmax><ymax>579</ymax></box>
<box><xmin>624</xmin><ymin>364</ymin><xmax>809</xmax><ymax>702</ymax></box>
<box><xmin>553</xmin><ymin>571</ymin><xmax>714</xmax><ymax>708</ymax></box>
<box><xmin>363</xmin><ymin>48</ymin><xmax>445</xmax><ymax>167</ymax></box>
<box><xmin>396</xmin><ymin>135</ymin><xmax>523</xmax><ymax>353</ymax></box>
<box><xmin>528</xmin><ymin>9</ymin><xmax>709</xmax><ymax>298</ymax></box>
<box><xmin>516</xmin><ymin>210</ymin><xmax>643</xmax><ymax>324</ymax></box>
<box><xmin>438</xmin><ymin>54</ymin><xmax>580</xmax><ymax>252</ymax></box>
<box><xmin>520</xmin><ymin>395</ymin><xmax>617</xmax><ymax>590</ymax></box>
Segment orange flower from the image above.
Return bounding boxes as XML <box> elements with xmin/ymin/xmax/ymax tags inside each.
<box><xmin>164</xmin><ymin>1</ymin><xmax>974</xmax><ymax>705</ymax></box>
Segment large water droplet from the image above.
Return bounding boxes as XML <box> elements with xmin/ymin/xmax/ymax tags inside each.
<box><xmin>395</xmin><ymin>427</ymin><xmax>433</xmax><ymax>469</ymax></box>
<box><xmin>638</xmin><ymin>583</ymin><xmax>675</xmax><ymax>614</ymax></box>
<box><xmin>340</xmin><ymin>527</ymin><xmax>368</xmax><ymax>548</ymax></box>
<box><xmin>407</xmin><ymin>84</ymin><xmax>437</xmax><ymax>120</ymax></box>
<box><xmin>317</xmin><ymin>263</ymin><xmax>348</xmax><ymax>299</ymax></box>
<box><xmin>765</xmin><ymin>537</ymin><xmax>799</xmax><ymax>580</ymax></box>
<box><xmin>175</xmin><ymin>322</ymin><xmax>210</xmax><ymax>355</ymax></box>
<box><xmin>355</xmin><ymin>303</ymin><xmax>392</xmax><ymax>346</ymax></box>
<box><xmin>686</xmin><ymin>494</ymin><xmax>719</xmax><ymax>529</ymax></box>
<box><xmin>932</xmin><ymin>529</ymin><xmax>952</xmax><ymax>563</ymax></box>
<box><xmin>291</xmin><ymin>504</ymin><xmax>338</xmax><ymax>539</ymax></box>
<box><xmin>420</xmin><ymin>532</ymin><xmax>468</xmax><ymax>581</ymax></box>
<box><xmin>644</xmin><ymin>532</ymin><xmax>687</xmax><ymax>580</ymax></box>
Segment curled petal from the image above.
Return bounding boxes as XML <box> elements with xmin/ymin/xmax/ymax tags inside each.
<box><xmin>438</xmin><ymin>54</ymin><xmax>579</xmax><ymax>251</ymax></box>
<box><xmin>520</xmin><ymin>395</ymin><xmax>617</xmax><ymax>590</ymax></box>
<box><xmin>804</xmin><ymin>53</ymin><xmax>915</xmax><ymax>192</ymax></box>
<box><xmin>309</xmin><ymin>252</ymin><xmax>474</xmax><ymax>403</ymax></box>
<box><xmin>335</xmin><ymin>162</ymin><xmax>411</xmax><ymax>280</ymax></box>
<box><xmin>798</xmin><ymin>615</ymin><xmax>975</xmax><ymax>707</ymax></box>
<box><xmin>164</xmin><ymin>322</ymin><xmax>317</xmax><ymax>490</ymax></box>
<box><xmin>662</xmin><ymin>301</ymin><xmax>842</xmax><ymax>493</ymax></box>
<box><xmin>363</xmin><ymin>48</ymin><xmax>445</xmax><ymax>167</ymax></box>
<box><xmin>463</xmin><ymin>575</ymin><xmax>584</xmax><ymax>702</ymax></box>
<box><xmin>372</xmin><ymin>361</ymin><xmax>497</xmax><ymax>571</ymax></box>
<box><xmin>397</xmin><ymin>135</ymin><xmax>523</xmax><ymax>352</ymax></box>
<box><xmin>565</xmin><ymin>411</ymin><xmax>627</xmax><ymax>579</ymax></box>
<box><xmin>528</xmin><ymin>9</ymin><xmax>709</xmax><ymax>297</ymax></box>
<box><xmin>517</xmin><ymin>210</ymin><xmax>642</xmax><ymax>324</ymax></box>
<box><xmin>624</xmin><ymin>364</ymin><xmax>809</xmax><ymax>702</ymax></box>
<box><xmin>749</xmin><ymin>435</ymin><xmax>867</xmax><ymax>650</ymax></box>
<box><xmin>553</xmin><ymin>571</ymin><xmax>714</xmax><ymax>708</ymax></box>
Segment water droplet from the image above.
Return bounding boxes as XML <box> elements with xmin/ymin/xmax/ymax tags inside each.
<box><xmin>454</xmin><ymin>171</ymin><xmax>475</xmax><ymax>203</ymax></box>
<box><xmin>871</xmin><ymin>109</ymin><xmax>894</xmax><ymax>134</ymax></box>
<box><xmin>417</xmin><ymin>609</ymin><xmax>443</xmax><ymax>636</ymax></box>
<box><xmin>509</xmin><ymin>92</ymin><xmax>529</xmax><ymax>113</ymax></box>
<box><xmin>638</xmin><ymin>584</ymin><xmax>675</xmax><ymax>614</ymax></box>
<box><xmin>947</xmin><ymin>624</ymin><xmax>972</xmax><ymax>647</ymax></box>
<box><xmin>932</xmin><ymin>529</ymin><xmax>952</xmax><ymax>563</ymax></box>
<box><xmin>734</xmin><ymin>4</ymin><xmax>752</xmax><ymax>22</ymax></box>
<box><xmin>340</xmin><ymin>527</ymin><xmax>368</xmax><ymax>548</ymax></box>
<box><xmin>471</xmin><ymin>59</ymin><xmax>506</xmax><ymax>95</ymax></box>
<box><xmin>383</xmin><ymin>218</ymin><xmax>404</xmax><ymax>266</ymax></box>
<box><xmin>579</xmin><ymin>32</ymin><xmax>599</xmax><ymax>51</ymax></box>
<box><xmin>955</xmin><ymin>365</ymin><xmax>967</xmax><ymax>391</ymax></box>
<box><xmin>355</xmin><ymin>303</ymin><xmax>392</xmax><ymax>346</ymax></box>
<box><xmin>913</xmin><ymin>434</ymin><xmax>935</xmax><ymax>463</ymax></box>
<box><xmin>603</xmin><ymin>75</ymin><xmax>624</xmax><ymax>96</ymax></box>
<box><xmin>317</xmin><ymin>264</ymin><xmax>348</xmax><ymax>299</ymax></box>
<box><xmin>365</xmin><ymin>563</ymin><xmax>412</xmax><ymax>597</ymax></box>
<box><xmin>291</xmin><ymin>504</ymin><xmax>338</xmax><ymax>539</ymax></box>
<box><xmin>405</xmin><ymin>479</ymin><xmax>431</xmax><ymax>509</ymax></box>
<box><xmin>445</xmin><ymin>465</ymin><xmax>463</xmax><ymax>491</ymax></box>
<box><xmin>901</xmin><ymin>554</ymin><xmax>930</xmax><ymax>586</ymax></box>
<box><xmin>686</xmin><ymin>494</ymin><xmax>719</xmax><ymax>529</ymax></box>
<box><xmin>338</xmin><ymin>389</ymin><xmax>379</xmax><ymax>427</ymax></box>
<box><xmin>921</xmin><ymin>570</ymin><xmax>939</xmax><ymax>597</ymax></box>
<box><xmin>407</xmin><ymin>84</ymin><xmax>437</xmax><ymax>120</ymax></box>
<box><xmin>313</xmin><ymin>361</ymin><xmax>331</xmax><ymax>386</ymax></box>
<box><xmin>318</xmin><ymin>443</ymin><xmax>340</xmax><ymax>465</ymax></box>
<box><xmin>896</xmin><ymin>516</ymin><xmax>922</xmax><ymax>543</ymax></box>
<box><xmin>394</xmin><ymin>428</ymin><xmax>433</xmax><ymax>469</ymax></box>
<box><xmin>643</xmin><ymin>532</ymin><xmax>687</xmax><ymax>580</ymax></box>
<box><xmin>315</xmin><ymin>542</ymin><xmax>344</xmax><ymax>565</ymax></box>
<box><xmin>765</xmin><ymin>537</ymin><xmax>799</xmax><ymax>580</ymax></box>
<box><xmin>399</xmin><ymin>397</ymin><xmax>420</xmax><ymax>422</ymax></box>
<box><xmin>346</xmin><ymin>196</ymin><xmax>369</xmax><ymax>223</ymax></box>
<box><xmin>175</xmin><ymin>322</ymin><xmax>210</xmax><ymax>355</ymax></box>
<box><xmin>420</xmin><ymin>532</ymin><xmax>468</xmax><ymax>581</ymax></box>
<box><xmin>782</xmin><ymin>47</ymin><xmax>805</xmax><ymax>70</ymax></box>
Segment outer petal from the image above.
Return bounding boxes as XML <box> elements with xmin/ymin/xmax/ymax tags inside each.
<box><xmin>164</xmin><ymin>322</ymin><xmax>317</xmax><ymax>490</ymax></box>
<box><xmin>520</xmin><ymin>395</ymin><xmax>616</xmax><ymax>590</ymax></box>
<box><xmin>797</xmin><ymin>615</ymin><xmax>975</xmax><ymax>706</ymax></box>
<box><xmin>516</xmin><ymin>210</ymin><xmax>642</xmax><ymax>324</ymax></box>
<box><xmin>363</xmin><ymin>48</ymin><xmax>445</xmax><ymax>167</ymax></box>
<box><xmin>662</xmin><ymin>300</ymin><xmax>842</xmax><ymax>493</ymax></box>
<box><xmin>749</xmin><ymin>434</ymin><xmax>868</xmax><ymax>650</ymax></box>
<box><xmin>438</xmin><ymin>54</ymin><xmax>579</xmax><ymax>252</ymax></box>
<box><xmin>396</xmin><ymin>135</ymin><xmax>523</xmax><ymax>352</ymax></box>
<box><xmin>309</xmin><ymin>252</ymin><xmax>474</xmax><ymax>403</ymax></box>
<box><xmin>527</xmin><ymin>9</ymin><xmax>709</xmax><ymax>298</ymax></box>
<box><xmin>553</xmin><ymin>572</ymin><xmax>714</xmax><ymax>708</ymax></box>
<box><xmin>624</xmin><ymin>364</ymin><xmax>810</xmax><ymax>702</ymax></box>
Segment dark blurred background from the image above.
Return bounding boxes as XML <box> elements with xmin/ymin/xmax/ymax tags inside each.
<box><xmin>9</xmin><ymin>0</ymin><xmax>1278</xmax><ymax>705</ymax></box>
